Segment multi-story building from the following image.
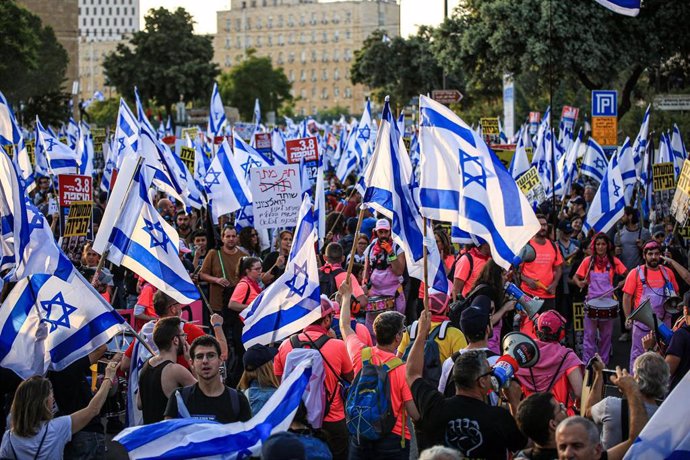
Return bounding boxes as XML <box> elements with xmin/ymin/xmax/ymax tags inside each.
<box><xmin>78</xmin><ymin>0</ymin><xmax>139</xmax><ymax>41</ymax></box>
<box><xmin>77</xmin><ymin>0</ymin><xmax>139</xmax><ymax>100</ymax></box>
<box><xmin>214</xmin><ymin>0</ymin><xmax>400</xmax><ymax>116</ymax></box>
<box><xmin>17</xmin><ymin>0</ymin><xmax>80</xmax><ymax>91</ymax></box>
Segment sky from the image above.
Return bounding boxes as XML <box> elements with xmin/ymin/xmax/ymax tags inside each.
<box><xmin>139</xmin><ymin>0</ymin><xmax>461</xmax><ymax>36</ymax></box>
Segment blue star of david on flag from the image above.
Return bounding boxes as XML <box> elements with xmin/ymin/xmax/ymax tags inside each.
<box><xmin>117</xmin><ymin>136</ymin><xmax>126</xmax><ymax>155</ymax></box>
<box><xmin>142</xmin><ymin>218</ymin><xmax>172</xmax><ymax>253</ymax></box>
<box><xmin>357</xmin><ymin>125</ymin><xmax>371</xmax><ymax>142</ymax></box>
<box><xmin>204</xmin><ymin>167</ymin><xmax>221</xmax><ymax>187</ymax></box>
<box><xmin>240</xmin><ymin>157</ymin><xmax>262</xmax><ymax>176</ymax></box>
<box><xmin>612</xmin><ymin>179</ymin><xmax>621</xmax><ymax>198</ymax></box>
<box><xmin>594</xmin><ymin>158</ymin><xmax>606</xmax><ymax>170</ymax></box>
<box><xmin>459</xmin><ymin>148</ymin><xmax>488</xmax><ymax>188</ymax></box>
<box><xmin>236</xmin><ymin>207</ymin><xmax>254</xmax><ymax>226</ymax></box>
<box><xmin>40</xmin><ymin>292</ymin><xmax>77</xmax><ymax>332</ymax></box>
<box><xmin>285</xmin><ymin>261</ymin><xmax>309</xmax><ymax>298</ymax></box>
<box><xmin>28</xmin><ymin>210</ymin><xmax>44</xmax><ymax>231</ymax></box>
<box><xmin>45</xmin><ymin>138</ymin><xmax>56</xmax><ymax>152</ymax></box>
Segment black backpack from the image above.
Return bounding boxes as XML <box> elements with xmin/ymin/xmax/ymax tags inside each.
<box><xmin>319</xmin><ymin>265</ymin><xmax>345</xmax><ymax>299</ymax></box>
<box><xmin>401</xmin><ymin>321</ymin><xmax>450</xmax><ymax>388</ymax></box>
<box><xmin>447</xmin><ymin>252</ymin><xmax>474</xmax><ymax>282</ymax></box>
<box><xmin>448</xmin><ymin>283</ymin><xmax>489</xmax><ymax>329</ymax></box>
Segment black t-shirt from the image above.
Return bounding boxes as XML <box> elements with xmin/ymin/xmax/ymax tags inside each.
<box><xmin>411</xmin><ymin>378</ymin><xmax>527</xmax><ymax>459</ymax></box>
<box><xmin>262</xmin><ymin>251</ymin><xmax>285</xmax><ymax>280</ymax></box>
<box><xmin>666</xmin><ymin>324</ymin><xmax>690</xmax><ymax>390</ymax></box>
<box><xmin>48</xmin><ymin>356</ymin><xmax>102</xmax><ymax>433</ymax></box>
<box><xmin>516</xmin><ymin>446</ymin><xmax>558</xmax><ymax>460</ymax></box>
<box><xmin>164</xmin><ymin>383</ymin><xmax>251</xmax><ymax>423</ymax></box>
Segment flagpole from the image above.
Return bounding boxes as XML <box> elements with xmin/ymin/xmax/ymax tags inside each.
<box><xmin>326</xmin><ymin>181</ymin><xmax>360</xmax><ymax>237</ymax></box>
<box><xmin>345</xmin><ymin>206</ymin><xmax>366</xmax><ymax>280</ymax></box>
<box><xmin>422</xmin><ymin>218</ymin><xmax>430</xmax><ymax>312</ymax></box>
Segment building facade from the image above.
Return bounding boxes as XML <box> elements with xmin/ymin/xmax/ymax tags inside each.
<box><xmin>78</xmin><ymin>39</ymin><xmax>124</xmax><ymax>101</ymax></box>
<box><xmin>78</xmin><ymin>0</ymin><xmax>139</xmax><ymax>41</ymax></box>
<box><xmin>17</xmin><ymin>0</ymin><xmax>80</xmax><ymax>91</ymax></box>
<box><xmin>214</xmin><ymin>0</ymin><xmax>400</xmax><ymax>116</ymax></box>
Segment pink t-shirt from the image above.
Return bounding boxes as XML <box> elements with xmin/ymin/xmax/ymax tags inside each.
<box><xmin>454</xmin><ymin>250</ymin><xmax>490</xmax><ymax>297</ymax></box>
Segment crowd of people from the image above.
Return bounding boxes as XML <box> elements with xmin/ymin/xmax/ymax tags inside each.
<box><xmin>2</xmin><ymin>162</ymin><xmax>690</xmax><ymax>460</ymax></box>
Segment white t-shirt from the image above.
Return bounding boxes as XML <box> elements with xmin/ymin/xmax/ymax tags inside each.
<box><xmin>0</xmin><ymin>415</ymin><xmax>72</xmax><ymax>460</ymax></box>
<box><xmin>591</xmin><ymin>396</ymin><xmax>659</xmax><ymax>449</ymax></box>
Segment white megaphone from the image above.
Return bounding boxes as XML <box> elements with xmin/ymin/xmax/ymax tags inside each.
<box><xmin>626</xmin><ymin>298</ymin><xmax>674</xmax><ymax>344</ymax></box>
<box><xmin>491</xmin><ymin>332</ymin><xmax>540</xmax><ymax>388</ymax></box>
<box><xmin>504</xmin><ymin>282</ymin><xmax>544</xmax><ymax>319</ymax></box>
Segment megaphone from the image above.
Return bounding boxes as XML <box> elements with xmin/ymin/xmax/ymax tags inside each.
<box><xmin>512</xmin><ymin>244</ymin><xmax>536</xmax><ymax>266</ymax></box>
<box><xmin>626</xmin><ymin>299</ymin><xmax>674</xmax><ymax>344</ymax></box>
<box><xmin>504</xmin><ymin>282</ymin><xmax>543</xmax><ymax>319</ymax></box>
<box><xmin>491</xmin><ymin>332</ymin><xmax>541</xmax><ymax>388</ymax></box>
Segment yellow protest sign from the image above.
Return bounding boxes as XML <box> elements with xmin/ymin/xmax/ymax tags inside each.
<box><xmin>63</xmin><ymin>201</ymin><xmax>92</xmax><ymax>237</ymax></box>
<box><xmin>516</xmin><ymin>166</ymin><xmax>547</xmax><ymax>204</ymax></box>
<box><xmin>671</xmin><ymin>160</ymin><xmax>690</xmax><ymax>226</ymax></box>
<box><xmin>180</xmin><ymin>146</ymin><xmax>195</xmax><ymax>175</ymax></box>
<box><xmin>480</xmin><ymin>118</ymin><xmax>499</xmax><ymax>135</ymax></box>
<box><xmin>653</xmin><ymin>162</ymin><xmax>676</xmax><ymax>191</ymax></box>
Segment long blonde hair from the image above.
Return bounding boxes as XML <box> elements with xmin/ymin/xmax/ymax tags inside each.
<box><xmin>11</xmin><ymin>376</ymin><xmax>54</xmax><ymax>438</ymax></box>
<box><xmin>238</xmin><ymin>361</ymin><xmax>280</xmax><ymax>390</ymax></box>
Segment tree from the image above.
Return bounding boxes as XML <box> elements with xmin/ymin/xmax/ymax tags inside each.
<box><xmin>86</xmin><ymin>98</ymin><xmax>120</xmax><ymax>127</ymax></box>
<box><xmin>350</xmin><ymin>28</ymin><xmax>453</xmax><ymax>109</ymax></box>
<box><xmin>432</xmin><ymin>0</ymin><xmax>690</xmax><ymax>120</ymax></box>
<box><xmin>0</xmin><ymin>1</ymin><xmax>69</xmax><ymax>124</ymax></box>
<box><xmin>103</xmin><ymin>7</ymin><xmax>219</xmax><ymax>118</ymax></box>
<box><xmin>218</xmin><ymin>49</ymin><xmax>292</xmax><ymax>121</ymax></box>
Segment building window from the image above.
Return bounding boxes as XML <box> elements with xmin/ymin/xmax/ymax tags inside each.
<box><xmin>256</xmin><ymin>18</ymin><xmax>262</xmax><ymax>29</ymax></box>
<box><xmin>225</xmin><ymin>37</ymin><xmax>231</xmax><ymax>48</ymax></box>
<box><xmin>246</xmin><ymin>36</ymin><xmax>252</xmax><ymax>47</ymax></box>
<box><xmin>322</xmin><ymin>12</ymin><xmax>328</xmax><ymax>24</ymax></box>
<box><xmin>311</xmin><ymin>50</ymin><xmax>317</xmax><ymax>63</ymax></box>
<box><xmin>379</xmin><ymin>11</ymin><xmax>385</xmax><ymax>26</ymax></box>
<box><xmin>333</xmin><ymin>12</ymin><xmax>340</xmax><ymax>23</ymax></box>
<box><xmin>225</xmin><ymin>18</ymin><xmax>231</xmax><ymax>31</ymax></box>
<box><xmin>256</xmin><ymin>36</ymin><xmax>262</xmax><ymax>47</ymax></box>
<box><xmin>268</xmin><ymin>16</ymin><xmax>272</xmax><ymax>28</ymax></box>
<box><xmin>288</xmin><ymin>14</ymin><xmax>294</xmax><ymax>27</ymax></box>
<box><xmin>245</xmin><ymin>18</ymin><xmax>251</xmax><ymax>30</ymax></box>
<box><xmin>334</xmin><ymin>68</ymin><xmax>340</xmax><ymax>80</ymax></box>
<box><xmin>289</xmin><ymin>69</ymin><xmax>294</xmax><ymax>82</ymax></box>
<box><xmin>344</xmin><ymin>87</ymin><xmax>352</xmax><ymax>98</ymax></box>
<box><xmin>311</xmin><ymin>69</ymin><xmax>317</xmax><ymax>82</ymax></box>
<box><xmin>322</xmin><ymin>88</ymin><xmax>328</xmax><ymax>99</ymax></box>
<box><xmin>225</xmin><ymin>56</ymin><xmax>232</xmax><ymax>66</ymax></box>
<box><xmin>333</xmin><ymin>31</ymin><xmax>339</xmax><ymax>42</ymax></box>
<box><xmin>300</xmin><ymin>70</ymin><xmax>306</xmax><ymax>82</ymax></box>
<box><xmin>312</xmin><ymin>87</ymin><xmax>317</xmax><ymax>97</ymax></box>
<box><xmin>268</xmin><ymin>35</ymin><xmax>272</xmax><ymax>45</ymax></box>
<box><xmin>345</xmin><ymin>12</ymin><xmax>351</xmax><ymax>23</ymax></box>
<box><xmin>334</xmin><ymin>87</ymin><xmax>340</xmax><ymax>97</ymax></box>
<box><xmin>288</xmin><ymin>32</ymin><xmax>294</xmax><ymax>44</ymax></box>
<box><xmin>277</xmin><ymin>52</ymin><xmax>284</xmax><ymax>64</ymax></box>
<box><xmin>300</xmin><ymin>50</ymin><xmax>306</xmax><ymax>63</ymax></box>
<box><xmin>278</xmin><ymin>34</ymin><xmax>284</xmax><ymax>45</ymax></box>
<box><xmin>321</xmin><ymin>50</ymin><xmax>328</xmax><ymax>62</ymax></box>
<box><xmin>300</xmin><ymin>32</ymin><xmax>306</xmax><ymax>44</ymax></box>
<box><xmin>344</xmin><ymin>49</ymin><xmax>351</xmax><ymax>61</ymax></box>
<box><xmin>322</xmin><ymin>69</ymin><xmax>328</xmax><ymax>81</ymax></box>
<box><xmin>288</xmin><ymin>52</ymin><xmax>295</xmax><ymax>63</ymax></box>
<box><xmin>311</xmin><ymin>31</ymin><xmax>316</xmax><ymax>44</ymax></box>
<box><xmin>236</xmin><ymin>36</ymin><xmax>242</xmax><ymax>48</ymax></box>
<box><xmin>310</xmin><ymin>12</ymin><xmax>317</xmax><ymax>25</ymax></box>
<box><xmin>236</xmin><ymin>18</ymin><xmax>242</xmax><ymax>31</ymax></box>
<box><xmin>333</xmin><ymin>49</ymin><xmax>339</xmax><ymax>61</ymax></box>
<box><xmin>278</xmin><ymin>15</ymin><xmax>283</xmax><ymax>27</ymax></box>
<box><xmin>345</xmin><ymin>68</ymin><xmax>350</xmax><ymax>79</ymax></box>
<box><xmin>322</xmin><ymin>31</ymin><xmax>328</xmax><ymax>43</ymax></box>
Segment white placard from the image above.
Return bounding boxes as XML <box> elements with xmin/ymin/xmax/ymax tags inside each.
<box><xmin>250</xmin><ymin>164</ymin><xmax>302</xmax><ymax>229</ymax></box>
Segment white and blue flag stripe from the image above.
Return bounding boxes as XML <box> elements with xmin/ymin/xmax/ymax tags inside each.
<box><xmin>584</xmin><ymin>148</ymin><xmax>625</xmax><ymax>234</ymax></box>
<box><xmin>594</xmin><ymin>0</ymin><xmax>640</xmax><ymax>16</ymax></box>
<box><xmin>204</xmin><ymin>140</ymin><xmax>252</xmax><ymax>222</ymax></box>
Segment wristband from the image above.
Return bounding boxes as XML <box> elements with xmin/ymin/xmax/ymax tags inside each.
<box><xmin>213</xmin><ymin>323</ymin><xmax>222</xmax><ymax>328</ymax></box>
<box><xmin>387</xmin><ymin>254</ymin><xmax>397</xmax><ymax>263</ymax></box>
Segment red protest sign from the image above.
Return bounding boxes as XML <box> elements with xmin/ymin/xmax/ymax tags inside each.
<box><xmin>58</xmin><ymin>174</ymin><xmax>92</xmax><ymax>207</ymax></box>
<box><xmin>285</xmin><ymin>137</ymin><xmax>320</xmax><ymax>163</ymax></box>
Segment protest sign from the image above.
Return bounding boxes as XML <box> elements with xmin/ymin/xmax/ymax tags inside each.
<box><xmin>671</xmin><ymin>160</ymin><xmax>690</xmax><ymax>226</ymax></box>
<box><xmin>286</xmin><ymin>136</ymin><xmax>320</xmax><ymax>185</ymax></box>
<box><xmin>254</xmin><ymin>132</ymin><xmax>273</xmax><ymax>162</ymax></box>
<box><xmin>58</xmin><ymin>174</ymin><xmax>93</xmax><ymax>264</ymax></box>
<box><xmin>529</xmin><ymin>112</ymin><xmax>541</xmax><ymax>135</ymax></box>
<box><xmin>249</xmin><ymin>164</ymin><xmax>302</xmax><ymax>229</ymax></box>
<box><xmin>91</xmin><ymin>128</ymin><xmax>106</xmax><ymax>154</ymax></box>
<box><xmin>516</xmin><ymin>166</ymin><xmax>547</xmax><ymax>205</ymax></box>
<box><xmin>653</xmin><ymin>162</ymin><xmax>676</xmax><ymax>219</ymax></box>
<box><xmin>180</xmin><ymin>127</ymin><xmax>199</xmax><ymax>141</ymax></box>
<box><xmin>233</xmin><ymin>122</ymin><xmax>255</xmax><ymax>141</ymax></box>
<box><xmin>63</xmin><ymin>201</ymin><xmax>93</xmax><ymax>237</ymax></box>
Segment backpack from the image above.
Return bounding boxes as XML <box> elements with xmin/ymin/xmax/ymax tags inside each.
<box><xmin>331</xmin><ymin>317</ymin><xmax>358</xmax><ymax>340</ymax></box>
<box><xmin>447</xmin><ymin>252</ymin><xmax>474</xmax><ymax>282</ymax></box>
<box><xmin>401</xmin><ymin>321</ymin><xmax>450</xmax><ymax>388</ymax></box>
<box><xmin>345</xmin><ymin>347</ymin><xmax>403</xmax><ymax>442</ymax></box>
<box><xmin>319</xmin><ymin>265</ymin><xmax>345</xmax><ymax>299</ymax></box>
<box><xmin>290</xmin><ymin>333</ymin><xmax>348</xmax><ymax>417</ymax></box>
<box><xmin>448</xmin><ymin>283</ymin><xmax>489</xmax><ymax>329</ymax></box>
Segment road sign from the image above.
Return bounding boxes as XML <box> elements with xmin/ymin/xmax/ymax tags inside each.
<box><xmin>592</xmin><ymin>90</ymin><xmax>618</xmax><ymax>117</ymax></box>
<box><xmin>592</xmin><ymin>117</ymin><xmax>617</xmax><ymax>146</ymax></box>
<box><xmin>432</xmin><ymin>89</ymin><xmax>463</xmax><ymax>105</ymax></box>
<box><xmin>654</xmin><ymin>94</ymin><xmax>690</xmax><ymax>111</ymax></box>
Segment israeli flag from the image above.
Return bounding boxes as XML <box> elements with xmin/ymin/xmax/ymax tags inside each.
<box><xmin>624</xmin><ymin>372</ymin><xmax>690</xmax><ymax>459</ymax></box>
<box><xmin>556</xmin><ymin>129</ymin><xmax>582</xmax><ymax>198</ymax></box>
<box><xmin>66</xmin><ymin>118</ymin><xmax>79</xmax><ymax>149</ymax></box>
<box><xmin>0</xmin><ymin>150</ymin><xmax>62</xmax><ymax>281</ymax></box>
<box><xmin>363</xmin><ymin>99</ymin><xmax>449</xmax><ymax>295</ymax></box>
<box><xmin>618</xmin><ymin>137</ymin><xmax>637</xmax><ymax>204</ymax></box>
<box><xmin>208</xmin><ymin>82</ymin><xmax>227</xmax><ymax>138</ymax></box>
<box><xmin>93</xmin><ymin>156</ymin><xmax>199</xmax><ymax>304</ymax></box>
<box><xmin>594</xmin><ymin>0</ymin><xmax>640</xmax><ymax>16</ymax></box>
<box><xmin>509</xmin><ymin>127</ymin><xmax>531</xmax><ymax>180</ymax></box>
<box><xmin>134</xmin><ymin>87</ymin><xmax>155</xmax><ymax>133</ymax></box>
<box><xmin>335</xmin><ymin>121</ymin><xmax>359</xmax><ymax>183</ymax></box>
<box><xmin>35</xmin><ymin>117</ymin><xmax>79</xmax><ymax>175</ymax></box>
<box><xmin>632</xmin><ymin>105</ymin><xmax>651</xmax><ymax>178</ymax></box>
<box><xmin>0</xmin><ymin>91</ymin><xmax>34</xmax><ymax>190</ymax></box>
<box><xmin>419</xmin><ymin>95</ymin><xmax>540</xmax><ymax>270</ymax></box>
<box><xmin>314</xmin><ymin>157</ymin><xmax>326</xmax><ymax>248</ymax></box>
<box><xmin>233</xmin><ymin>133</ymin><xmax>271</xmax><ymax>177</ymax></box>
<box><xmin>253</xmin><ymin>98</ymin><xmax>261</xmax><ymax>127</ymax></box>
<box><xmin>584</xmin><ymin>149</ymin><xmax>625</xmax><ymax>234</ymax></box>
<box><xmin>580</xmin><ymin>137</ymin><xmax>609</xmax><ymax>183</ymax></box>
<box><xmin>94</xmin><ymin>90</ymin><xmax>105</xmax><ymax>102</ymax></box>
<box><xmin>0</xmin><ymin>254</ymin><xmax>127</xmax><ymax>379</ymax></box>
<box><xmin>270</xmin><ymin>128</ymin><xmax>288</xmax><ymax>165</ymax></box>
<box><xmin>115</xmin><ymin>359</ymin><xmax>312</xmax><ymax>459</ymax></box>
<box><xmin>241</xmin><ymin>195</ymin><xmax>321</xmax><ymax>348</ymax></box>
<box><xmin>76</xmin><ymin>122</ymin><xmax>94</xmax><ymax>177</ymax></box>
<box><xmin>204</xmin><ymin>140</ymin><xmax>252</xmax><ymax>222</ymax></box>
<box><xmin>126</xmin><ymin>320</ymin><xmax>155</xmax><ymax>427</ymax></box>
<box><xmin>163</xmin><ymin>142</ymin><xmax>204</xmax><ymax>210</ymax></box>
<box><xmin>671</xmin><ymin>125</ymin><xmax>686</xmax><ymax>178</ymax></box>
<box><xmin>114</xmin><ymin>98</ymin><xmax>139</xmax><ymax>169</ymax></box>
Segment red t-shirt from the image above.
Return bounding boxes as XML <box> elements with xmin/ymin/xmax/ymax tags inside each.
<box><xmin>575</xmin><ymin>256</ymin><xmax>627</xmax><ymax>285</ymax></box>
<box><xmin>124</xmin><ymin>321</ymin><xmax>204</xmax><ymax>369</ymax></box>
<box><xmin>622</xmin><ymin>265</ymin><xmax>678</xmax><ymax>308</ymax></box>
<box><xmin>345</xmin><ymin>334</ymin><xmax>412</xmax><ymax>438</ymax></box>
<box><xmin>454</xmin><ymin>250</ymin><xmax>490</xmax><ymax>297</ymax></box>
<box><xmin>520</xmin><ymin>239</ymin><xmax>563</xmax><ymax>299</ymax></box>
<box><xmin>230</xmin><ymin>277</ymin><xmax>261</xmax><ymax>306</ymax></box>
<box><xmin>274</xmin><ymin>326</ymin><xmax>353</xmax><ymax>422</ymax></box>
<box><xmin>134</xmin><ymin>283</ymin><xmax>156</xmax><ymax>331</ymax></box>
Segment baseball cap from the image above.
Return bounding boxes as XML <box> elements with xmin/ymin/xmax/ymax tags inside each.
<box><xmin>375</xmin><ymin>219</ymin><xmax>391</xmax><ymax>231</ymax></box>
<box><xmin>460</xmin><ymin>304</ymin><xmax>491</xmax><ymax>338</ymax></box>
<box><xmin>261</xmin><ymin>432</ymin><xmax>306</xmax><ymax>460</ymax></box>
<box><xmin>558</xmin><ymin>220</ymin><xmax>573</xmax><ymax>233</ymax></box>
<box><xmin>536</xmin><ymin>310</ymin><xmax>566</xmax><ymax>335</ymax></box>
<box><xmin>571</xmin><ymin>196</ymin><xmax>586</xmax><ymax>206</ymax></box>
<box><xmin>320</xmin><ymin>295</ymin><xmax>336</xmax><ymax>318</ymax></box>
<box><xmin>243</xmin><ymin>344</ymin><xmax>278</xmax><ymax>371</ymax></box>
<box><xmin>643</xmin><ymin>240</ymin><xmax>661</xmax><ymax>253</ymax></box>
<box><xmin>428</xmin><ymin>292</ymin><xmax>450</xmax><ymax>315</ymax></box>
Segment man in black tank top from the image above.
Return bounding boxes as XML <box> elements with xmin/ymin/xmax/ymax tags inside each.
<box><xmin>138</xmin><ymin>317</ymin><xmax>196</xmax><ymax>424</ymax></box>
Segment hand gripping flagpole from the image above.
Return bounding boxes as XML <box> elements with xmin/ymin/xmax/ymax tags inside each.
<box><xmin>345</xmin><ymin>205</ymin><xmax>366</xmax><ymax>281</ymax></box>
<box><xmin>422</xmin><ymin>218</ymin><xmax>429</xmax><ymax>312</ymax></box>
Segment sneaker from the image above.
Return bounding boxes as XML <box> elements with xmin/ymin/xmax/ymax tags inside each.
<box><xmin>618</xmin><ymin>332</ymin><xmax>630</xmax><ymax>342</ymax></box>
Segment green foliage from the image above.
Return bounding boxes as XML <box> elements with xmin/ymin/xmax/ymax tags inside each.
<box><xmin>350</xmin><ymin>28</ymin><xmax>454</xmax><ymax>110</ymax></box>
<box><xmin>23</xmin><ymin>91</ymin><xmax>70</xmax><ymax>126</ymax></box>
<box><xmin>0</xmin><ymin>2</ymin><xmax>69</xmax><ymax>122</ymax></box>
<box><xmin>103</xmin><ymin>7</ymin><xmax>219</xmax><ymax>115</ymax></box>
<box><xmin>86</xmin><ymin>98</ymin><xmax>120</xmax><ymax>127</ymax></box>
<box><xmin>316</xmin><ymin>105</ymin><xmax>350</xmax><ymax>123</ymax></box>
<box><xmin>218</xmin><ymin>49</ymin><xmax>292</xmax><ymax>121</ymax></box>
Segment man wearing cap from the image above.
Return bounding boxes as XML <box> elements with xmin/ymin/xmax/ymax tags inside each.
<box><xmin>363</xmin><ymin>218</ymin><xmax>407</xmax><ymax>334</ymax></box>
<box><xmin>556</xmin><ymin>220</ymin><xmax>581</xmax><ymax>321</ymax></box>
<box><xmin>519</xmin><ymin>214</ymin><xmax>563</xmax><ymax>311</ymax></box>
<box><xmin>515</xmin><ymin>310</ymin><xmax>584</xmax><ymax>415</ymax></box>
<box><xmin>569</xmin><ymin>196</ymin><xmax>587</xmax><ymax>220</ymax></box>
<box><xmin>274</xmin><ymin>297</ymin><xmax>354</xmax><ymax>460</ymax></box>
<box><xmin>438</xmin><ymin>295</ymin><xmax>499</xmax><ymax>398</ymax></box>
<box><xmin>452</xmin><ymin>242</ymin><xmax>491</xmax><ymax>300</ymax></box>
<box><xmin>622</xmin><ymin>240</ymin><xmax>679</xmax><ymax>371</ymax></box>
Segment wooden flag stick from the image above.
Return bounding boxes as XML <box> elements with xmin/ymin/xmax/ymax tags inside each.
<box><xmin>423</xmin><ymin>218</ymin><xmax>430</xmax><ymax>312</ymax></box>
<box><xmin>345</xmin><ymin>206</ymin><xmax>366</xmax><ymax>280</ymax></box>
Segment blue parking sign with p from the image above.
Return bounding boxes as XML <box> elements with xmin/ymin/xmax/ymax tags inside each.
<box><xmin>592</xmin><ymin>90</ymin><xmax>618</xmax><ymax>117</ymax></box>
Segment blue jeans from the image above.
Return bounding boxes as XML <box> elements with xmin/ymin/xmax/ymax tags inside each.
<box><xmin>64</xmin><ymin>430</ymin><xmax>105</xmax><ymax>460</ymax></box>
<box><xmin>349</xmin><ymin>433</ymin><xmax>409</xmax><ymax>460</ymax></box>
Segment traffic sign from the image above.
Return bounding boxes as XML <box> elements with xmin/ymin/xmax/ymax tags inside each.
<box><xmin>592</xmin><ymin>90</ymin><xmax>618</xmax><ymax>117</ymax></box>
<box><xmin>432</xmin><ymin>89</ymin><xmax>463</xmax><ymax>105</ymax></box>
<box><xmin>592</xmin><ymin>116</ymin><xmax>617</xmax><ymax>146</ymax></box>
